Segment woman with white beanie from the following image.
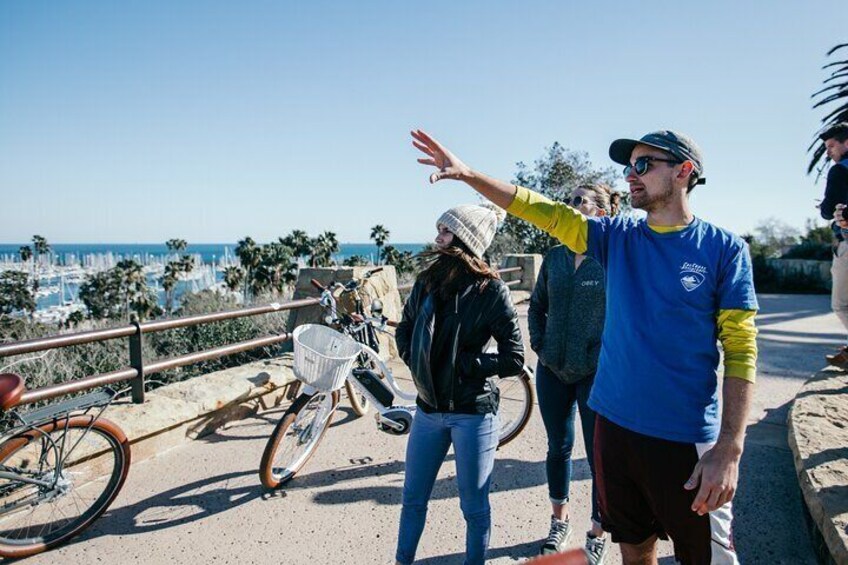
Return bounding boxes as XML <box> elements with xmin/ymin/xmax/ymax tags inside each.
<box><xmin>393</xmin><ymin>203</ymin><xmax>525</xmax><ymax>565</ymax></box>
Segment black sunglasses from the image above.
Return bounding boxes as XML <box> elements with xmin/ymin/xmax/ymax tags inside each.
<box><xmin>623</xmin><ymin>156</ymin><xmax>681</xmax><ymax>177</ymax></box>
<box><xmin>569</xmin><ymin>195</ymin><xmax>586</xmax><ymax>207</ymax></box>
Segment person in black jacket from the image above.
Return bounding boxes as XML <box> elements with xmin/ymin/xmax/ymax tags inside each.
<box><xmin>818</xmin><ymin>123</ymin><xmax>848</xmax><ymax>368</ymax></box>
<box><xmin>393</xmin><ymin>203</ymin><xmax>524</xmax><ymax>565</ymax></box>
<box><xmin>528</xmin><ymin>183</ymin><xmax>620</xmax><ymax>563</ymax></box>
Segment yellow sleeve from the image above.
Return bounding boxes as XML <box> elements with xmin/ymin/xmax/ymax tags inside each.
<box><xmin>506</xmin><ymin>186</ymin><xmax>589</xmax><ymax>254</ymax></box>
<box><xmin>717</xmin><ymin>309</ymin><xmax>758</xmax><ymax>383</ymax></box>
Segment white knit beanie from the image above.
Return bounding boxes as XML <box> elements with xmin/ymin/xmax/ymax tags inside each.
<box><xmin>436</xmin><ymin>203</ymin><xmax>507</xmax><ymax>258</ymax></box>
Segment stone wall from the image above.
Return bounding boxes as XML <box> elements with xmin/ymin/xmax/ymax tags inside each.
<box><xmin>788</xmin><ymin>369</ymin><xmax>848</xmax><ymax>564</ymax></box>
<box><xmin>287</xmin><ymin>266</ymin><xmax>403</xmax><ymax>358</ymax></box>
<box><xmin>499</xmin><ymin>254</ymin><xmax>542</xmax><ymax>292</ymax></box>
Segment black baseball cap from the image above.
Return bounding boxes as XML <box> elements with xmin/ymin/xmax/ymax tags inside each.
<box><xmin>609</xmin><ymin>130</ymin><xmax>706</xmax><ymax>185</ymax></box>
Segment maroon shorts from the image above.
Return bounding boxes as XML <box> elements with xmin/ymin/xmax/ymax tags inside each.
<box><xmin>593</xmin><ymin>416</ymin><xmax>737</xmax><ymax>565</ymax></box>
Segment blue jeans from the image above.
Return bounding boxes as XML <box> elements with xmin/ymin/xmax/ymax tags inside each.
<box><xmin>395</xmin><ymin>409</ymin><xmax>499</xmax><ymax>565</ymax></box>
<box><xmin>535</xmin><ymin>361</ymin><xmax>600</xmax><ymax>524</ymax></box>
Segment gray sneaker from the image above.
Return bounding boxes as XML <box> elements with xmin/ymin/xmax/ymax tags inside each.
<box><xmin>584</xmin><ymin>533</ymin><xmax>608</xmax><ymax>565</ymax></box>
<box><xmin>540</xmin><ymin>516</ymin><xmax>572</xmax><ymax>555</ymax></box>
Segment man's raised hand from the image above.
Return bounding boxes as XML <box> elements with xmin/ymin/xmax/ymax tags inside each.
<box><xmin>411</xmin><ymin>129</ymin><xmax>471</xmax><ymax>184</ymax></box>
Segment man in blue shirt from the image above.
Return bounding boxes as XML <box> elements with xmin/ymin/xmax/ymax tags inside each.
<box><xmin>412</xmin><ymin>128</ymin><xmax>758</xmax><ymax>565</ymax></box>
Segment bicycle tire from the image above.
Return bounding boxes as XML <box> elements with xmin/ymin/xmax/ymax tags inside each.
<box><xmin>496</xmin><ymin>369</ymin><xmax>535</xmax><ymax>448</ymax></box>
<box><xmin>259</xmin><ymin>389</ymin><xmax>340</xmax><ymax>489</ymax></box>
<box><xmin>0</xmin><ymin>416</ymin><xmax>130</xmax><ymax>558</ymax></box>
<box><xmin>345</xmin><ymin>379</ymin><xmax>370</xmax><ymax>417</ymax></box>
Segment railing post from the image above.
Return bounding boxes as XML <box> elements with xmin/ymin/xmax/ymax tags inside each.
<box><xmin>129</xmin><ymin>317</ymin><xmax>145</xmax><ymax>404</ymax></box>
<box><xmin>500</xmin><ymin>254</ymin><xmax>543</xmax><ymax>291</ymax></box>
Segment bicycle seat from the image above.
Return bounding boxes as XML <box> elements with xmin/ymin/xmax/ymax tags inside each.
<box><xmin>0</xmin><ymin>373</ymin><xmax>25</xmax><ymax>411</ymax></box>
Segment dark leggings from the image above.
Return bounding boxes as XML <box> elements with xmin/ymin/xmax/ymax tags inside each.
<box><xmin>535</xmin><ymin>361</ymin><xmax>600</xmax><ymax>523</ymax></box>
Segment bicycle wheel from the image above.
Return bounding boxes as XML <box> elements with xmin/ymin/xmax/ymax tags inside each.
<box><xmin>259</xmin><ymin>389</ymin><xmax>340</xmax><ymax>489</ymax></box>
<box><xmin>0</xmin><ymin>416</ymin><xmax>130</xmax><ymax>558</ymax></box>
<box><xmin>345</xmin><ymin>379</ymin><xmax>370</xmax><ymax>417</ymax></box>
<box><xmin>496</xmin><ymin>369</ymin><xmax>535</xmax><ymax>448</ymax></box>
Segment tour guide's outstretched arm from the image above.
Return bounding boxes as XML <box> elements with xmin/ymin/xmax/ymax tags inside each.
<box><xmin>411</xmin><ymin>128</ymin><xmax>754</xmax><ymax>518</ymax></box>
<box><xmin>412</xmin><ymin>129</ymin><xmax>591</xmax><ymax>254</ymax></box>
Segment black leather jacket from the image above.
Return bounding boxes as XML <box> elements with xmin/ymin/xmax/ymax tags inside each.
<box><xmin>395</xmin><ymin>278</ymin><xmax>524</xmax><ymax>414</ymax></box>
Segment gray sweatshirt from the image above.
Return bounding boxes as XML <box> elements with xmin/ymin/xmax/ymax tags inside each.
<box><xmin>528</xmin><ymin>245</ymin><xmax>606</xmax><ymax>383</ymax></box>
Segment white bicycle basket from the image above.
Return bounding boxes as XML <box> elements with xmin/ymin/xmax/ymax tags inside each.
<box><xmin>292</xmin><ymin>324</ymin><xmax>361</xmax><ymax>392</ymax></box>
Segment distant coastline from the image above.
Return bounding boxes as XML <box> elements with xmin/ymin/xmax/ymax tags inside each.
<box><xmin>0</xmin><ymin>242</ymin><xmax>427</xmax><ymax>319</ymax></box>
<box><xmin>0</xmin><ymin>243</ymin><xmax>426</xmax><ymax>265</ymax></box>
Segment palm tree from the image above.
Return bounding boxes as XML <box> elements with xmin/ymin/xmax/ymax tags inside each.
<box><xmin>166</xmin><ymin>238</ymin><xmax>188</xmax><ymax>253</ymax></box>
<box><xmin>310</xmin><ymin>232</ymin><xmax>340</xmax><ymax>267</ymax></box>
<box><xmin>235</xmin><ymin>237</ymin><xmax>262</xmax><ymax>301</ymax></box>
<box><xmin>223</xmin><ymin>266</ymin><xmax>245</xmax><ymax>293</ymax></box>
<box><xmin>161</xmin><ymin>263</ymin><xmax>180</xmax><ymax>313</ymax></box>
<box><xmin>281</xmin><ymin>230</ymin><xmax>311</xmax><ymax>264</ymax></box>
<box><xmin>165</xmin><ymin>239</ymin><xmax>189</xmax><ymax>267</ymax></box>
<box><xmin>809</xmin><ymin>43</ymin><xmax>848</xmax><ymax>175</ymax></box>
<box><xmin>160</xmin><ymin>251</ymin><xmax>194</xmax><ymax>313</ymax></box>
<box><xmin>263</xmin><ymin>241</ymin><xmax>297</xmax><ymax>292</ymax></box>
<box><xmin>179</xmin><ymin>255</ymin><xmax>195</xmax><ymax>276</ymax></box>
<box><xmin>30</xmin><ymin>235</ymin><xmax>50</xmax><ymax>293</ymax></box>
<box><xmin>343</xmin><ymin>255</ymin><xmax>369</xmax><ymax>266</ymax></box>
<box><xmin>18</xmin><ymin>246</ymin><xmax>32</xmax><ymax>264</ymax></box>
<box><xmin>380</xmin><ymin>244</ymin><xmax>400</xmax><ymax>266</ymax></box>
<box><xmin>381</xmin><ymin>246</ymin><xmax>416</xmax><ymax>276</ymax></box>
<box><xmin>32</xmin><ymin>235</ymin><xmax>50</xmax><ymax>258</ymax></box>
<box><xmin>114</xmin><ymin>259</ymin><xmax>155</xmax><ymax>321</ymax></box>
<box><xmin>370</xmin><ymin>225</ymin><xmax>390</xmax><ymax>265</ymax></box>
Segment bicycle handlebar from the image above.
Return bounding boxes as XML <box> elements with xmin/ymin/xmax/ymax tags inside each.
<box><xmin>310</xmin><ymin>268</ymin><xmax>384</xmax><ymax>295</ymax></box>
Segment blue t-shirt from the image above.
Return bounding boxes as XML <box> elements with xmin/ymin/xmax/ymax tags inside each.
<box><xmin>585</xmin><ymin>216</ymin><xmax>758</xmax><ymax>443</ymax></box>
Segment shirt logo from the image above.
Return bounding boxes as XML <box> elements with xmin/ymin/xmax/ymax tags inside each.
<box><xmin>680</xmin><ymin>262</ymin><xmax>707</xmax><ymax>292</ymax></box>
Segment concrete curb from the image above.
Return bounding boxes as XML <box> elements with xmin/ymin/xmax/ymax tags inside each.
<box><xmin>787</xmin><ymin>369</ymin><xmax>848</xmax><ymax>565</ymax></box>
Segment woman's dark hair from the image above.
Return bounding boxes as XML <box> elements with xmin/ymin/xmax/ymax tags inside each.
<box><xmin>416</xmin><ymin>237</ymin><xmax>499</xmax><ymax>300</ymax></box>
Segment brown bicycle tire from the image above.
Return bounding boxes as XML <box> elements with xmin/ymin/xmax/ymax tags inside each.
<box><xmin>259</xmin><ymin>390</ymin><xmax>340</xmax><ymax>489</ymax></box>
<box><xmin>497</xmin><ymin>369</ymin><xmax>535</xmax><ymax>448</ymax></box>
<box><xmin>0</xmin><ymin>416</ymin><xmax>130</xmax><ymax>558</ymax></box>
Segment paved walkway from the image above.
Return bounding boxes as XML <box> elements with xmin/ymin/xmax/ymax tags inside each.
<box><xmin>19</xmin><ymin>294</ymin><xmax>839</xmax><ymax>564</ymax></box>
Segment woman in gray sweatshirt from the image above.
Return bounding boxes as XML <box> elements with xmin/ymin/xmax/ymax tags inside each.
<box><xmin>529</xmin><ymin>183</ymin><xmax>621</xmax><ymax>562</ymax></box>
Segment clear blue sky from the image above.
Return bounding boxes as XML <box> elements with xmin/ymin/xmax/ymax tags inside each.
<box><xmin>0</xmin><ymin>1</ymin><xmax>842</xmax><ymax>244</ymax></box>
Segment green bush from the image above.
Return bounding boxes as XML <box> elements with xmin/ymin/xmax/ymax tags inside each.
<box><xmin>0</xmin><ymin>289</ymin><xmax>289</xmax><ymax>397</ymax></box>
<box><xmin>782</xmin><ymin>242</ymin><xmax>832</xmax><ymax>261</ymax></box>
<box><xmin>146</xmin><ymin>290</ymin><xmax>288</xmax><ymax>385</ymax></box>
<box><xmin>0</xmin><ymin>317</ymin><xmax>135</xmax><ymax>402</ymax></box>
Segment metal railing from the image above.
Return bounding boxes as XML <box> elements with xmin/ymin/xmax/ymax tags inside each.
<box><xmin>0</xmin><ymin>266</ymin><xmax>525</xmax><ymax>407</ymax></box>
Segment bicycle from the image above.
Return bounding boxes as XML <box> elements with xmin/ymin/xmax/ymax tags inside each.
<box><xmin>258</xmin><ymin>271</ymin><xmax>535</xmax><ymax>489</ymax></box>
<box><xmin>0</xmin><ymin>372</ymin><xmax>131</xmax><ymax>558</ymax></box>
<box><xmin>321</xmin><ymin>267</ymin><xmax>388</xmax><ymax>418</ymax></box>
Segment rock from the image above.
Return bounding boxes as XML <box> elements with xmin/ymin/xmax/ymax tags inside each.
<box><xmin>788</xmin><ymin>369</ymin><xmax>848</xmax><ymax>565</ymax></box>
